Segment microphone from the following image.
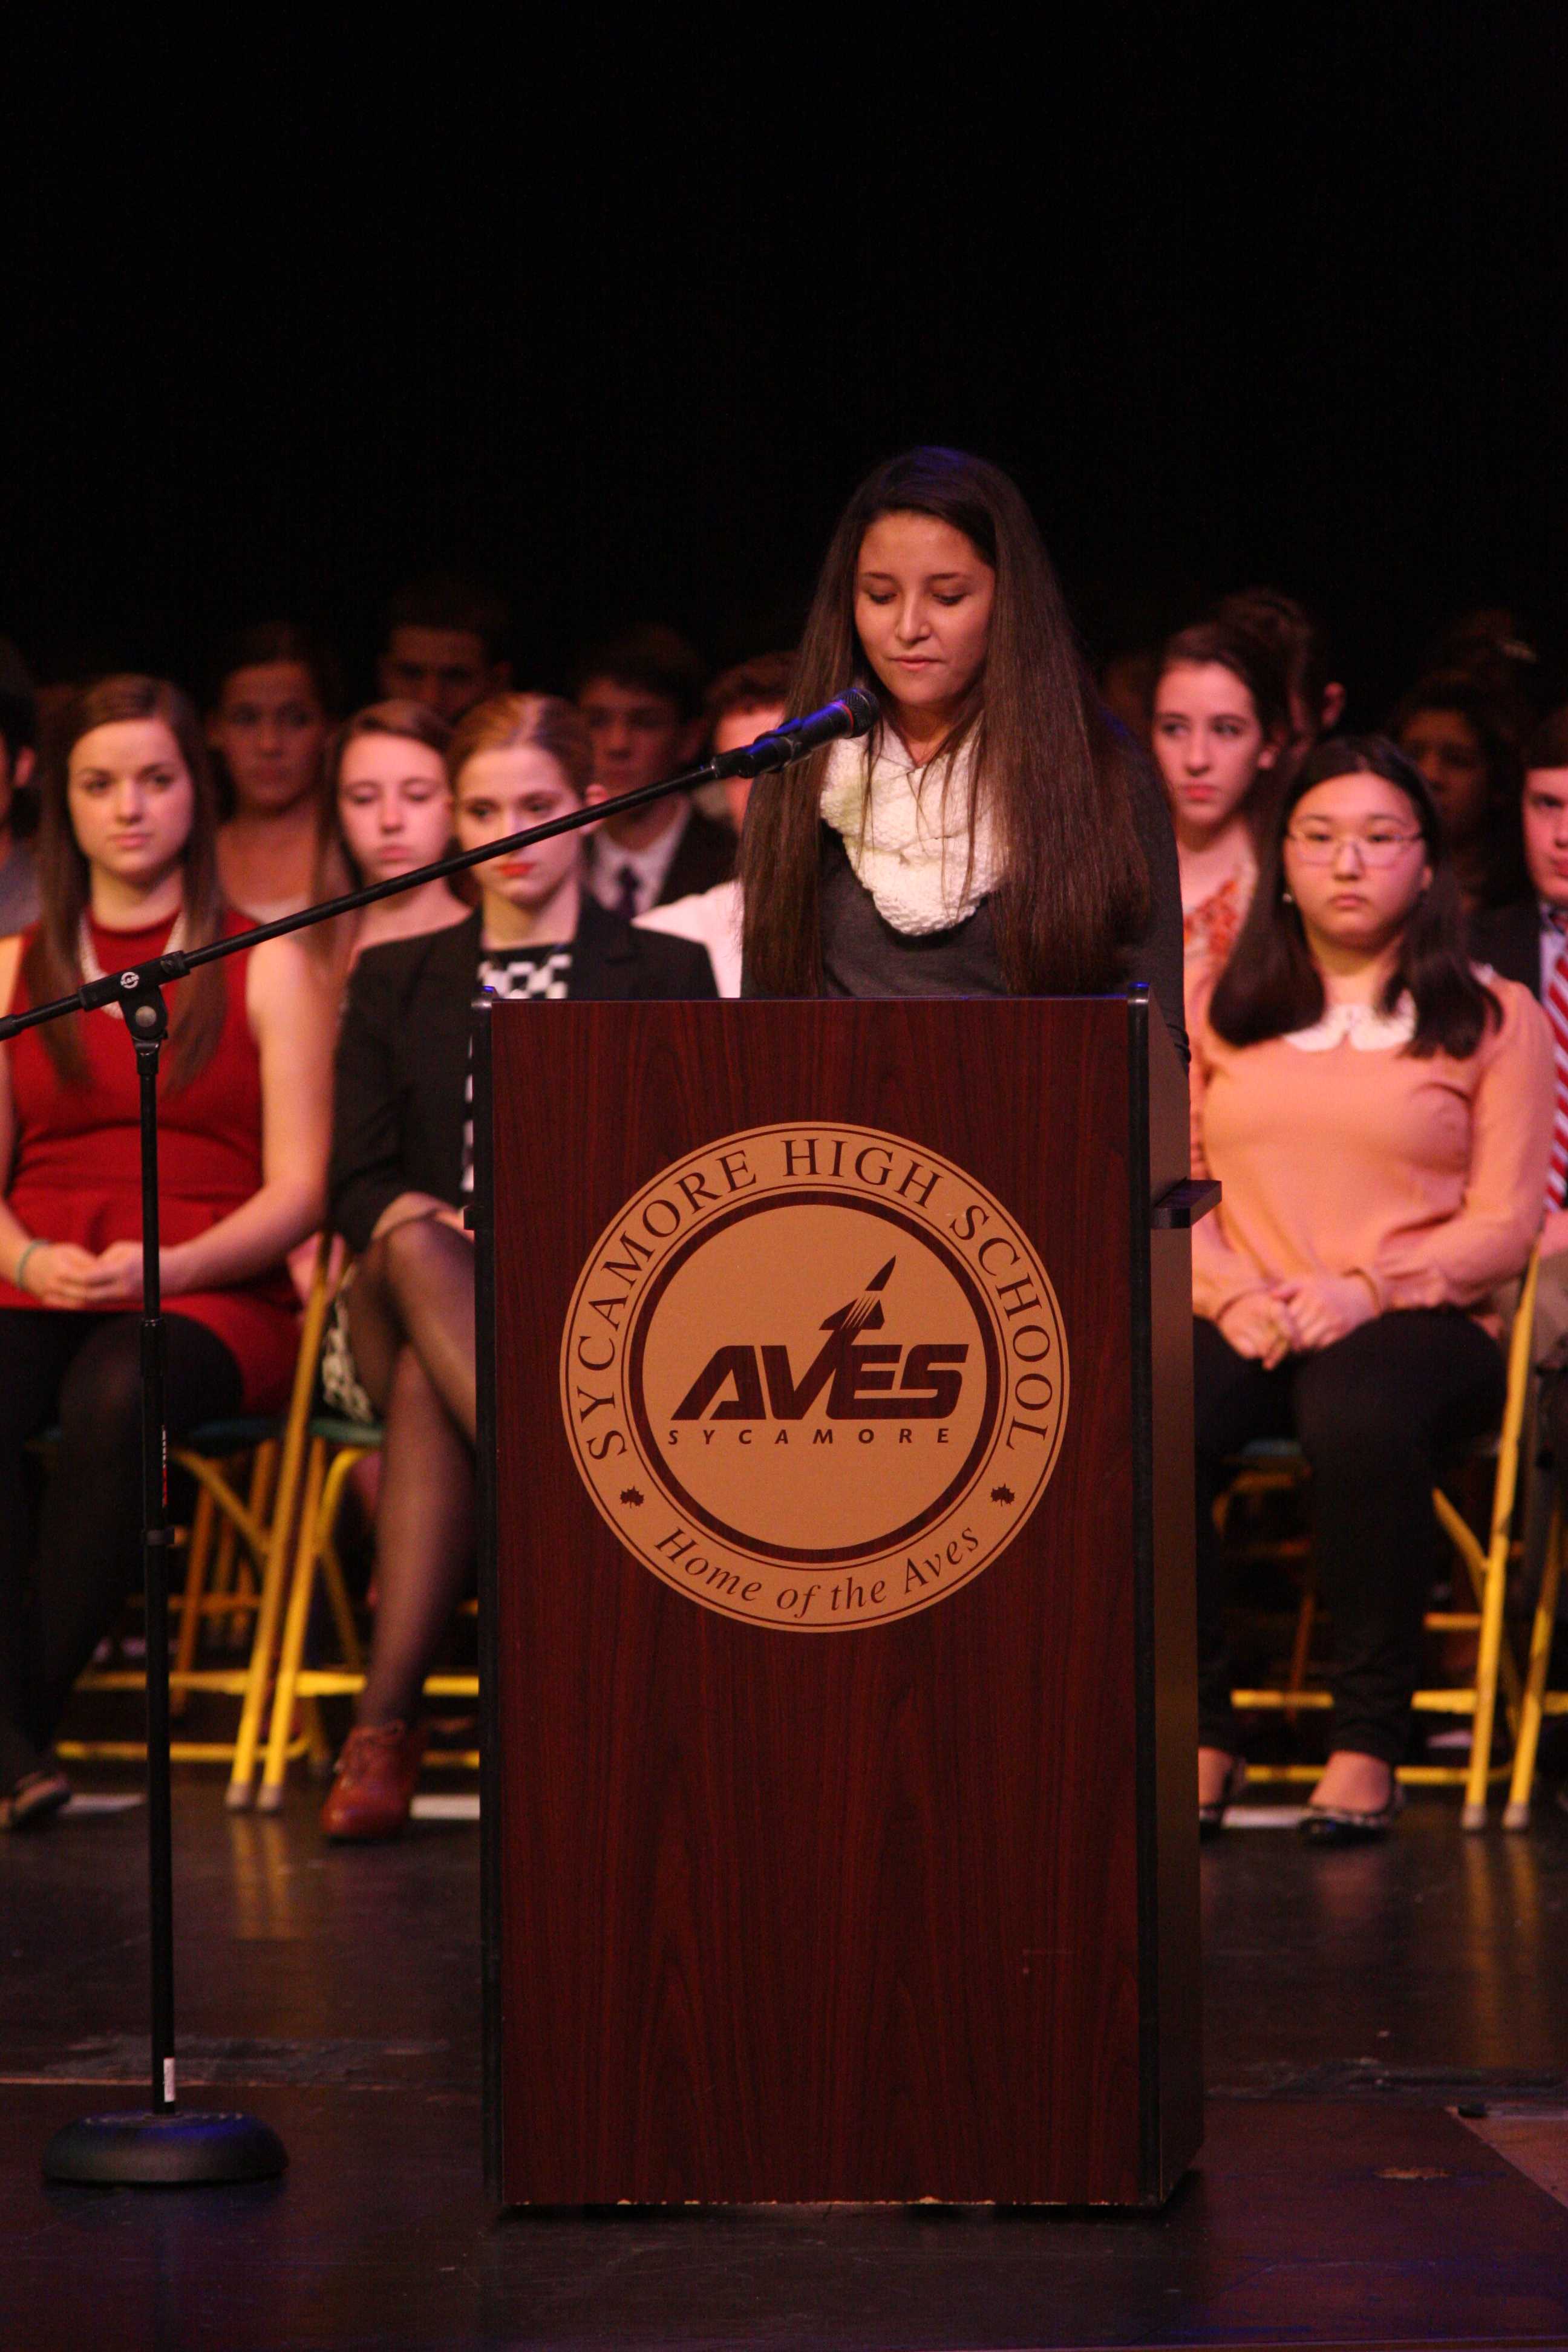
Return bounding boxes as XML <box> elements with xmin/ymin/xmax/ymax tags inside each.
<box><xmin>713</xmin><ymin>685</ymin><xmax>879</xmax><ymax>779</ymax></box>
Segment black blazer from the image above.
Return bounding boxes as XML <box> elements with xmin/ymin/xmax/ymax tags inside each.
<box><xmin>1469</xmin><ymin>897</ymin><xmax>1541</xmax><ymax>998</ymax></box>
<box><xmin>329</xmin><ymin>899</ymin><xmax>717</xmax><ymax>1252</ymax></box>
<box><xmin>656</xmin><ymin>806</ymin><xmax>737</xmax><ymax>906</ymax></box>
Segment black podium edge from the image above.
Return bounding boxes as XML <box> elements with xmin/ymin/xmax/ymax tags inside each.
<box><xmin>474</xmin><ymin>999</ymin><xmax>505</xmax><ymax>2203</ymax></box>
<box><xmin>1133</xmin><ymin>983</ymin><xmax>1213</xmax><ymax>2192</ymax></box>
<box><xmin>1125</xmin><ymin>988</ymin><xmax>1164</xmax><ymax>2204</ymax></box>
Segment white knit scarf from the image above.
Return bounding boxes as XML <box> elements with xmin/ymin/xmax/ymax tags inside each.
<box><xmin>818</xmin><ymin>730</ymin><xmax>1002</xmax><ymax>935</ymax></box>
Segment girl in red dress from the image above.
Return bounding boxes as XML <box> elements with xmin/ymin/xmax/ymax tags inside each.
<box><xmin>0</xmin><ymin>676</ymin><xmax>332</xmax><ymax>1825</ymax></box>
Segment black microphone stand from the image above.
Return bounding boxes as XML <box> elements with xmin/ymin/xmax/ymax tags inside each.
<box><xmin>16</xmin><ymin>696</ymin><xmax>871</xmax><ymax>2187</ymax></box>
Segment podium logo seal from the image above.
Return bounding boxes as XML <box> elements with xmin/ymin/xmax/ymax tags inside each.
<box><xmin>560</xmin><ymin>1122</ymin><xmax>1068</xmax><ymax>1630</ymax></box>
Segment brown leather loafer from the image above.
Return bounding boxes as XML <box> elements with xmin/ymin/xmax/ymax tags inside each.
<box><xmin>321</xmin><ymin>1720</ymin><xmax>428</xmax><ymax>1842</ymax></box>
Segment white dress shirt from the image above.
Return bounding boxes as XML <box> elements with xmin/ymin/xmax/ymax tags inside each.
<box><xmin>638</xmin><ymin>878</ymin><xmax>743</xmax><ymax>998</ymax></box>
<box><xmin>1541</xmin><ymin>901</ymin><xmax>1568</xmax><ymax>1001</ymax></box>
<box><xmin>586</xmin><ymin>800</ymin><xmax>691</xmax><ymax>918</ymax></box>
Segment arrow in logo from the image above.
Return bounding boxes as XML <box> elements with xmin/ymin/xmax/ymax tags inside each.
<box><xmin>817</xmin><ymin>1256</ymin><xmax>895</xmax><ymax>1342</ymax></box>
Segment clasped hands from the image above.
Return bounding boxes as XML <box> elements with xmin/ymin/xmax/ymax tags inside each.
<box><xmin>1218</xmin><ymin>1270</ymin><xmax>1378</xmax><ymax>1368</ymax></box>
<box><xmin>19</xmin><ymin>1239</ymin><xmax>186</xmax><ymax>1310</ymax></box>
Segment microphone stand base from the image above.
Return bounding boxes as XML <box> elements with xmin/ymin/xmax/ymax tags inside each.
<box><xmin>44</xmin><ymin>2108</ymin><xmax>287</xmax><ymax>2187</ymax></box>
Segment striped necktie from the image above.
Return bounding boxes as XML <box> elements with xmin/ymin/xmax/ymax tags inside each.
<box><xmin>1545</xmin><ymin>910</ymin><xmax>1568</xmax><ymax>1210</ymax></box>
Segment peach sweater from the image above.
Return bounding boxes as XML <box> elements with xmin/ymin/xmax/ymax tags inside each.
<box><xmin>1191</xmin><ymin>976</ymin><xmax>1553</xmax><ymax>1322</ymax></box>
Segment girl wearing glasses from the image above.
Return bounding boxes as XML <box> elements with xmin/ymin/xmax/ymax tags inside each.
<box><xmin>1191</xmin><ymin>737</ymin><xmax>1552</xmax><ymax>1842</ymax></box>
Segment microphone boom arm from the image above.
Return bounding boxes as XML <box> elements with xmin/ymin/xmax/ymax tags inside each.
<box><xmin>0</xmin><ymin>687</ymin><xmax>878</xmax><ymax>1042</ymax></box>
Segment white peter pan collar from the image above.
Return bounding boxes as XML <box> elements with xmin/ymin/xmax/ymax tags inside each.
<box><xmin>1282</xmin><ymin>995</ymin><xmax>1417</xmax><ymax>1053</ymax></box>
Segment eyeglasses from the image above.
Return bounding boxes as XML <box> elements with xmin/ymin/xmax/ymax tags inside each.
<box><xmin>1284</xmin><ymin>827</ymin><xmax>1424</xmax><ymax>867</ymax></box>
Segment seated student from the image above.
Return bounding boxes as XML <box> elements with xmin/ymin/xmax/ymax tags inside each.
<box><xmin>1424</xmin><ymin>607</ymin><xmax>1540</xmax><ymax>734</ymax></box>
<box><xmin>322</xmin><ymin>693</ymin><xmax>716</xmax><ymax>1840</ymax></box>
<box><xmin>1097</xmin><ymin>646</ymin><xmax>1160</xmax><ymax>750</ymax></box>
<box><xmin>637</xmin><ymin>651</ymin><xmax>794</xmax><ymax>996</ymax></box>
<box><xmin>1214</xmin><ymin>588</ymin><xmax>1346</xmax><ymax>788</ymax></box>
<box><xmin>376</xmin><ymin>575</ymin><xmax>511</xmax><ymax>725</ymax></box>
<box><xmin>207</xmin><ymin>621</ymin><xmax>346</xmax><ymax>922</ymax></box>
<box><xmin>310</xmin><ymin>701</ymin><xmax>471</xmax><ymax>988</ymax></box>
<box><xmin>574</xmin><ymin>624</ymin><xmax>734</xmax><ymax>917</ymax></box>
<box><xmin>1191</xmin><ymin>736</ymin><xmax>1552</xmax><ymax>1844</ymax></box>
<box><xmin>0</xmin><ymin>676</ymin><xmax>331</xmax><ymax>1827</ymax></box>
<box><xmin>0</xmin><ymin>641</ymin><xmax>39</xmax><ymax>936</ymax></box>
<box><xmin>1471</xmin><ymin>711</ymin><xmax>1568</xmax><ymax>1434</ymax></box>
<box><xmin>1469</xmin><ymin>708</ymin><xmax>1568</xmax><ymax>1005</ymax></box>
<box><xmin>1390</xmin><ymin>670</ymin><xmax>1527</xmax><ymax>916</ymax></box>
<box><xmin>1151</xmin><ymin>619</ymin><xmax>1290</xmax><ymax>1031</ymax></box>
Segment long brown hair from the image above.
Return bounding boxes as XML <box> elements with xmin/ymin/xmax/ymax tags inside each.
<box><xmin>740</xmin><ymin>446</ymin><xmax>1151</xmax><ymax>995</ymax></box>
<box><xmin>22</xmin><ymin>675</ymin><xmax>227</xmax><ymax>1088</ymax></box>
<box><xmin>1154</xmin><ymin>616</ymin><xmax>1292</xmax><ymax>851</ymax></box>
<box><xmin>307</xmin><ymin>700</ymin><xmax>455</xmax><ymax>964</ymax></box>
<box><xmin>1209</xmin><ymin>736</ymin><xmax>1498</xmax><ymax>1059</ymax></box>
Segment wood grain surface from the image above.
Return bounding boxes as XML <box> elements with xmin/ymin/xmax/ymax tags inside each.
<box><xmin>482</xmin><ymin>996</ymin><xmax>1200</xmax><ymax>2204</ymax></box>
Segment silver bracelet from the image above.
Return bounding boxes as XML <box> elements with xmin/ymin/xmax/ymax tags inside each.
<box><xmin>13</xmin><ymin>1238</ymin><xmax>47</xmax><ymax>1294</ymax></box>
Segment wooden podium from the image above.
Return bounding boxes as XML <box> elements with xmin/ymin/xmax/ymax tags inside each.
<box><xmin>475</xmin><ymin>993</ymin><xmax>1201</xmax><ymax>2207</ymax></box>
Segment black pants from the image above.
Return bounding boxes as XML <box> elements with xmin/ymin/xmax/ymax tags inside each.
<box><xmin>1194</xmin><ymin>1308</ymin><xmax>1504</xmax><ymax>1766</ymax></box>
<box><xmin>0</xmin><ymin>1308</ymin><xmax>242</xmax><ymax>1789</ymax></box>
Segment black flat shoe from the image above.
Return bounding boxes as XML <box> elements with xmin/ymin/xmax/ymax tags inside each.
<box><xmin>1298</xmin><ymin>1779</ymin><xmax>1404</xmax><ymax>1846</ymax></box>
<box><xmin>1199</xmin><ymin>1754</ymin><xmax>1247</xmax><ymax>1841</ymax></box>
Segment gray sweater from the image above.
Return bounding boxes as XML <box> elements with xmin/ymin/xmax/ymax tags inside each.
<box><xmin>746</xmin><ymin>747</ymin><xmax>1188</xmax><ymax>1065</ymax></box>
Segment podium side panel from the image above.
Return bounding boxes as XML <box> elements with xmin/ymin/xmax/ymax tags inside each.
<box><xmin>1138</xmin><ymin>1008</ymin><xmax>1204</xmax><ymax>2196</ymax></box>
<box><xmin>488</xmin><ymin>998</ymin><xmax>1155</xmax><ymax>2203</ymax></box>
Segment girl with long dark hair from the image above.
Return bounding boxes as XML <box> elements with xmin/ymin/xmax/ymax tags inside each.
<box><xmin>740</xmin><ymin>447</ymin><xmax>1184</xmax><ymax>1048</ymax></box>
<box><xmin>1150</xmin><ymin>618</ymin><xmax>1290</xmax><ymax>1030</ymax></box>
<box><xmin>307</xmin><ymin>701</ymin><xmax>471</xmax><ymax>990</ymax></box>
<box><xmin>0</xmin><ymin>676</ymin><xmax>332</xmax><ymax>1824</ymax></box>
<box><xmin>1192</xmin><ymin>737</ymin><xmax>1552</xmax><ymax>1841</ymax></box>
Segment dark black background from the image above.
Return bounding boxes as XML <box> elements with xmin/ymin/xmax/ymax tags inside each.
<box><xmin>5</xmin><ymin>16</ymin><xmax>1564</xmax><ymax>716</ymax></box>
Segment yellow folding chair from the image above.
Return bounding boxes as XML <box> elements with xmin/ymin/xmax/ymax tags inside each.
<box><xmin>254</xmin><ymin>1248</ymin><xmax>482</xmax><ymax>1808</ymax></box>
<box><xmin>1224</xmin><ymin>1247</ymin><xmax>1540</xmax><ymax>1828</ymax></box>
<box><xmin>255</xmin><ymin>1409</ymin><xmax>481</xmax><ymax>1811</ymax></box>
<box><xmin>56</xmin><ymin>1238</ymin><xmax>333</xmax><ymax>1783</ymax></box>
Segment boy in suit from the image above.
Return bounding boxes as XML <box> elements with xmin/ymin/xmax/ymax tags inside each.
<box><xmin>574</xmin><ymin>625</ymin><xmax>737</xmax><ymax>918</ymax></box>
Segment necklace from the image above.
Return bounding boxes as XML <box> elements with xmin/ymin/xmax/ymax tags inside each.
<box><xmin>77</xmin><ymin>909</ymin><xmax>188</xmax><ymax>1019</ymax></box>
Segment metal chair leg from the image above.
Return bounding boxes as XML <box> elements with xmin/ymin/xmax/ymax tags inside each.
<box><xmin>1506</xmin><ymin>1506</ymin><xmax>1564</xmax><ymax>1829</ymax></box>
<box><xmin>171</xmin><ymin>1485</ymin><xmax>217</xmax><ymax>1713</ymax></box>
<box><xmin>258</xmin><ymin>1439</ymin><xmax>330</xmax><ymax>1814</ymax></box>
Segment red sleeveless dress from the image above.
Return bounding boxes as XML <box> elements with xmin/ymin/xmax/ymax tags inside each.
<box><xmin>1</xmin><ymin>909</ymin><xmax>299</xmax><ymax>1412</ymax></box>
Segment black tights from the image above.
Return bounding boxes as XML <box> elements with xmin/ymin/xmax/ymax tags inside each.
<box><xmin>1195</xmin><ymin>1308</ymin><xmax>1504</xmax><ymax>1766</ymax></box>
<box><xmin>0</xmin><ymin>1308</ymin><xmax>243</xmax><ymax>1791</ymax></box>
<box><xmin>344</xmin><ymin>1217</ymin><xmax>476</xmax><ymax>1730</ymax></box>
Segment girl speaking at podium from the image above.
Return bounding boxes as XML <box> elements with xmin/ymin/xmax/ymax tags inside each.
<box><xmin>740</xmin><ymin>445</ymin><xmax>1184</xmax><ymax>1053</ymax></box>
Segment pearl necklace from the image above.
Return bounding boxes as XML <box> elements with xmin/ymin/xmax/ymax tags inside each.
<box><xmin>78</xmin><ymin>910</ymin><xmax>188</xmax><ymax>1019</ymax></box>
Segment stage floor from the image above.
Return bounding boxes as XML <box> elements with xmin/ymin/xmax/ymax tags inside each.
<box><xmin>4</xmin><ymin>1775</ymin><xmax>1568</xmax><ymax>2350</ymax></box>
